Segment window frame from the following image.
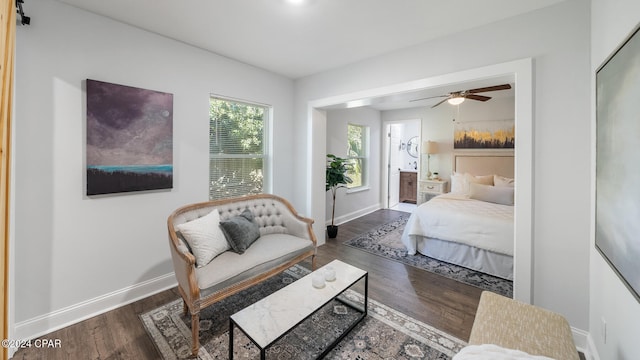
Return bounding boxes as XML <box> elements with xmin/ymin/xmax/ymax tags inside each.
<box><xmin>208</xmin><ymin>95</ymin><xmax>271</xmax><ymax>200</ymax></box>
<box><xmin>345</xmin><ymin>123</ymin><xmax>369</xmax><ymax>191</ymax></box>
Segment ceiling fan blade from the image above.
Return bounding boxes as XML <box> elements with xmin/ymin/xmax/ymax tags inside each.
<box><xmin>465</xmin><ymin>94</ymin><xmax>491</xmax><ymax>102</ymax></box>
<box><xmin>409</xmin><ymin>95</ymin><xmax>447</xmax><ymax>102</ymax></box>
<box><xmin>466</xmin><ymin>84</ymin><xmax>512</xmax><ymax>94</ymax></box>
<box><xmin>431</xmin><ymin>98</ymin><xmax>449</xmax><ymax>108</ymax></box>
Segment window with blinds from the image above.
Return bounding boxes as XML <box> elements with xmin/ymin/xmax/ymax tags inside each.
<box><xmin>209</xmin><ymin>97</ymin><xmax>269</xmax><ymax>200</ymax></box>
<box><xmin>347</xmin><ymin>123</ymin><xmax>369</xmax><ymax>189</ymax></box>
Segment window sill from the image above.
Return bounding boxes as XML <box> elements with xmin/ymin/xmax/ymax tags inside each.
<box><xmin>346</xmin><ymin>186</ymin><xmax>370</xmax><ymax>194</ymax></box>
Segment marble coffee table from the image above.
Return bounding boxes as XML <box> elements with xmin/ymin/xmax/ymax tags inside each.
<box><xmin>229</xmin><ymin>259</ymin><xmax>368</xmax><ymax>359</ymax></box>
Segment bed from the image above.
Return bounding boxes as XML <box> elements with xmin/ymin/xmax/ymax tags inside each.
<box><xmin>401</xmin><ymin>153</ymin><xmax>515</xmax><ymax>280</ymax></box>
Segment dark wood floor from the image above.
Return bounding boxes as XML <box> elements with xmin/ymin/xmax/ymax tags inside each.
<box><xmin>12</xmin><ymin>209</ymin><xmax>486</xmax><ymax>359</ymax></box>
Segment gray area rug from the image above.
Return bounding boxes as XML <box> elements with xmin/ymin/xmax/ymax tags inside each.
<box><xmin>141</xmin><ymin>265</ymin><xmax>465</xmax><ymax>359</ymax></box>
<box><xmin>343</xmin><ymin>214</ymin><xmax>513</xmax><ymax>298</ymax></box>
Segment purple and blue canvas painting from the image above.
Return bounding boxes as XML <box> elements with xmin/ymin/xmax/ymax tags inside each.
<box><xmin>86</xmin><ymin>79</ymin><xmax>173</xmax><ymax>195</ymax></box>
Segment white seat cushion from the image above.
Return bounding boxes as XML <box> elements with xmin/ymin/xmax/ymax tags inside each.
<box><xmin>195</xmin><ymin>233</ymin><xmax>314</xmax><ymax>293</ymax></box>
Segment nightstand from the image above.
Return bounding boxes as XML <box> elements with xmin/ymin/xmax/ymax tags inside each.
<box><xmin>418</xmin><ymin>179</ymin><xmax>449</xmax><ymax>204</ymax></box>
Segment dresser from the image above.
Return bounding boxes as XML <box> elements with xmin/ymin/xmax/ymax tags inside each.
<box><xmin>418</xmin><ymin>179</ymin><xmax>449</xmax><ymax>204</ymax></box>
<box><xmin>399</xmin><ymin>171</ymin><xmax>417</xmax><ymax>204</ymax></box>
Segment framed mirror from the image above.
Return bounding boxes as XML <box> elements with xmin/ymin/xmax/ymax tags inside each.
<box><xmin>407</xmin><ymin>136</ymin><xmax>419</xmax><ymax>158</ymax></box>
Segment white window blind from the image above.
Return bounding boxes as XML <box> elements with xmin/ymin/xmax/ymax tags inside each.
<box><xmin>209</xmin><ymin>97</ymin><xmax>269</xmax><ymax>200</ymax></box>
<box><xmin>347</xmin><ymin>123</ymin><xmax>368</xmax><ymax>189</ymax></box>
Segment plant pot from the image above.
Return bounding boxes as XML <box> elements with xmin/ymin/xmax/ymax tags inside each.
<box><xmin>327</xmin><ymin>225</ymin><xmax>339</xmax><ymax>239</ymax></box>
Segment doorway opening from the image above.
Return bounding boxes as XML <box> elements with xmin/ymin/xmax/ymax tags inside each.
<box><xmin>383</xmin><ymin>120</ymin><xmax>420</xmax><ymax>213</ymax></box>
<box><xmin>308</xmin><ymin>58</ymin><xmax>533</xmax><ymax>302</ymax></box>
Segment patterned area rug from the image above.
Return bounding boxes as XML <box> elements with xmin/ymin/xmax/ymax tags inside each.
<box><xmin>343</xmin><ymin>214</ymin><xmax>513</xmax><ymax>297</ymax></box>
<box><xmin>141</xmin><ymin>265</ymin><xmax>465</xmax><ymax>359</ymax></box>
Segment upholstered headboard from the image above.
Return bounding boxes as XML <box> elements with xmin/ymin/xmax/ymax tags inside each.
<box><xmin>453</xmin><ymin>151</ymin><xmax>514</xmax><ymax>178</ymax></box>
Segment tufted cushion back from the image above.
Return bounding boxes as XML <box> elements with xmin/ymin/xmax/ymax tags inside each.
<box><xmin>170</xmin><ymin>195</ymin><xmax>311</xmax><ymax>241</ymax></box>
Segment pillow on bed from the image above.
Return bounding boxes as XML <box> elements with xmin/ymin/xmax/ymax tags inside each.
<box><xmin>463</xmin><ymin>173</ymin><xmax>494</xmax><ymax>193</ymax></box>
<box><xmin>494</xmin><ymin>174</ymin><xmax>515</xmax><ymax>187</ymax></box>
<box><xmin>450</xmin><ymin>172</ymin><xmax>466</xmax><ymax>194</ymax></box>
<box><xmin>468</xmin><ymin>182</ymin><xmax>514</xmax><ymax>205</ymax></box>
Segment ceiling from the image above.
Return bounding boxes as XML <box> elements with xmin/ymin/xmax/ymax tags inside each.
<box><xmin>57</xmin><ymin>0</ymin><xmax>566</xmax><ymax>80</ymax></box>
<box><xmin>323</xmin><ymin>78</ymin><xmax>516</xmax><ymax>111</ymax></box>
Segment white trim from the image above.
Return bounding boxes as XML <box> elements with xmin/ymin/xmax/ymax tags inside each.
<box><xmin>325</xmin><ymin>203</ymin><xmax>381</xmax><ymax>226</ymax></box>
<box><xmin>583</xmin><ymin>332</ymin><xmax>601</xmax><ymax>360</ymax></box>
<box><xmin>13</xmin><ymin>273</ymin><xmax>177</xmax><ymax>342</ymax></box>
<box><xmin>346</xmin><ymin>186</ymin><xmax>370</xmax><ymax>194</ymax></box>
<box><xmin>308</xmin><ymin>58</ymin><xmax>534</xmax><ymax>303</ymax></box>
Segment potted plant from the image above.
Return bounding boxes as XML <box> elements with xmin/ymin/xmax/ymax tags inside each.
<box><xmin>326</xmin><ymin>154</ymin><xmax>352</xmax><ymax>238</ymax></box>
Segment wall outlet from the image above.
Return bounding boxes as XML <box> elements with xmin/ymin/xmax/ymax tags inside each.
<box><xmin>601</xmin><ymin>317</ymin><xmax>607</xmax><ymax>344</ymax></box>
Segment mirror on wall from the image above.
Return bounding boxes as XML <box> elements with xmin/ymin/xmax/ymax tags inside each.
<box><xmin>407</xmin><ymin>136</ymin><xmax>419</xmax><ymax>158</ymax></box>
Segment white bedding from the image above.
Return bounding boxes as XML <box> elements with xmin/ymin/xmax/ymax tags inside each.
<box><xmin>401</xmin><ymin>193</ymin><xmax>514</xmax><ymax>256</ymax></box>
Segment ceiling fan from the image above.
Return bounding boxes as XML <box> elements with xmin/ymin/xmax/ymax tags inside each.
<box><xmin>410</xmin><ymin>84</ymin><xmax>512</xmax><ymax>108</ymax></box>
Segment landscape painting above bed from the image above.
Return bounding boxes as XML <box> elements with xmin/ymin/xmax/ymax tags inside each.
<box><xmin>454</xmin><ymin>120</ymin><xmax>515</xmax><ymax>149</ymax></box>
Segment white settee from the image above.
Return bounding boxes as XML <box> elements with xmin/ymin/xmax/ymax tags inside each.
<box><xmin>167</xmin><ymin>194</ymin><xmax>317</xmax><ymax>356</ymax></box>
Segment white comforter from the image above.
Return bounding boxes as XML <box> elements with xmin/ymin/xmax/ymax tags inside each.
<box><xmin>453</xmin><ymin>344</ymin><xmax>555</xmax><ymax>360</ymax></box>
<box><xmin>401</xmin><ymin>193</ymin><xmax>514</xmax><ymax>256</ymax></box>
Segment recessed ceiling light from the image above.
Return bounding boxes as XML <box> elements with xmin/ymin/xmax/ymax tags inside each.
<box><xmin>286</xmin><ymin>0</ymin><xmax>306</xmax><ymax>5</ymax></box>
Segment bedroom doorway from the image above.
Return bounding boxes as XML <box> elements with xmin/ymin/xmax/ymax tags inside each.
<box><xmin>387</xmin><ymin>123</ymin><xmax>402</xmax><ymax>209</ymax></box>
<box><xmin>383</xmin><ymin>120</ymin><xmax>420</xmax><ymax>212</ymax></box>
<box><xmin>309</xmin><ymin>58</ymin><xmax>533</xmax><ymax>302</ymax></box>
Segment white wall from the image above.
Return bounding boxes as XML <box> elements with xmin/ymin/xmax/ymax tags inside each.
<box><xmin>325</xmin><ymin>107</ymin><xmax>382</xmax><ymax>225</ymax></box>
<box><xmin>590</xmin><ymin>1</ymin><xmax>640</xmax><ymax>359</ymax></box>
<box><xmin>12</xmin><ymin>0</ymin><xmax>294</xmax><ymax>339</ymax></box>
<box><xmin>382</xmin><ymin>96</ymin><xmax>515</xmax><ymax>181</ymax></box>
<box><xmin>294</xmin><ymin>0</ymin><xmax>591</xmax><ymax>333</ymax></box>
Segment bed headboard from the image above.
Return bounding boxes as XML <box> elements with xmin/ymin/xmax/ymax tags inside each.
<box><xmin>453</xmin><ymin>151</ymin><xmax>514</xmax><ymax>178</ymax></box>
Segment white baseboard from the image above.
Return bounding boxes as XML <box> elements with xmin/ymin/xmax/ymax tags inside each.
<box><xmin>13</xmin><ymin>273</ymin><xmax>177</xmax><ymax>342</ymax></box>
<box><xmin>572</xmin><ymin>327</ymin><xmax>600</xmax><ymax>360</ymax></box>
<box><xmin>583</xmin><ymin>332</ymin><xmax>601</xmax><ymax>360</ymax></box>
<box><xmin>326</xmin><ymin>203</ymin><xmax>381</xmax><ymax>226</ymax></box>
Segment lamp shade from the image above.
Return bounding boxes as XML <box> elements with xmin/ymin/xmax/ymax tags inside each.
<box><xmin>422</xmin><ymin>141</ymin><xmax>438</xmax><ymax>155</ymax></box>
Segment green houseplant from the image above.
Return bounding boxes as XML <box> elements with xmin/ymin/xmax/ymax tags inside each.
<box><xmin>326</xmin><ymin>154</ymin><xmax>353</xmax><ymax>238</ymax></box>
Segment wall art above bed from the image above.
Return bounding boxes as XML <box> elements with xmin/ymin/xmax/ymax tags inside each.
<box><xmin>595</xmin><ymin>23</ymin><xmax>640</xmax><ymax>302</ymax></box>
<box><xmin>453</xmin><ymin>119</ymin><xmax>515</xmax><ymax>149</ymax></box>
<box><xmin>86</xmin><ymin>79</ymin><xmax>174</xmax><ymax>195</ymax></box>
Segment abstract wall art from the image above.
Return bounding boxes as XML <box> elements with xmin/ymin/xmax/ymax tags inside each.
<box><xmin>595</xmin><ymin>23</ymin><xmax>640</xmax><ymax>302</ymax></box>
<box><xmin>86</xmin><ymin>79</ymin><xmax>173</xmax><ymax>195</ymax></box>
<box><xmin>453</xmin><ymin>119</ymin><xmax>515</xmax><ymax>149</ymax></box>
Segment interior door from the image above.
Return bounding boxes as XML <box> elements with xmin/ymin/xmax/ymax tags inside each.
<box><xmin>388</xmin><ymin>124</ymin><xmax>403</xmax><ymax>208</ymax></box>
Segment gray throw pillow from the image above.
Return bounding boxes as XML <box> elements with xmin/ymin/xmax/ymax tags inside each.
<box><xmin>220</xmin><ymin>208</ymin><xmax>260</xmax><ymax>254</ymax></box>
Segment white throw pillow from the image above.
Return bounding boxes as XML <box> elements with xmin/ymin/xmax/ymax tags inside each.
<box><xmin>468</xmin><ymin>182</ymin><xmax>514</xmax><ymax>206</ymax></box>
<box><xmin>176</xmin><ymin>209</ymin><xmax>230</xmax><ymax>268</ymax></box>
<box><xmin>494</xmin><ymin>174</ymin><xmax>515</xmax><ymax>187</ymax></box>
<box><xmin>463</xmin><ymin>173</ymin><xmax>494</xmax><ymax>194</ymax></box>
<box><xmin>450</xmin><ymin>172</ymin><xmax>466</xmax><ymax>194</ymax></box>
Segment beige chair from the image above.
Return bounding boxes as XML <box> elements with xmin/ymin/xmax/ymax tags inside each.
<box><xmin>167</xmin><ymin>194</ymin><xmax>317</xmax><ymax>356</ymax></box>
<box><xmin>468</xmin><ymin>291</ymin><xmax>579</xmax><ymax>360</ymax></box>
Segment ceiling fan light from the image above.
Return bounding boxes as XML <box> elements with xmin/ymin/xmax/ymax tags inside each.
<box><xmin>447</xmin><ymin>97</ymin><xmax>465</xmax><ymax>105</ymax></box>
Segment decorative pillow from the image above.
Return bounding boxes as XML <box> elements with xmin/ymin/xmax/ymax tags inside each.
<box><xmin>175</xmin><ymin>209</ymin><xmax>230</xmax><ymax>268</ymax></box>
<box><xmin>461</xmin><ymin>173</ymin><xmax>494</xmax><ymax>194</ymax></box>
<box><xmin>494</xmin><ymin>174</ymin><xmax>515</xmax><ymax>187</ymax></box>
<box><xmin>468</xmin><ymin>182</ymin><xmax>514</xmax><ymax>206</ymax></box>
<box><xmin>220</xmin><ymin>208</ymin><xmax>261</xmax><ymax>254</ymax></box>
<box><xmin>450</xmin><ymin>172</ymin><xmax>465</xmax><ymax>194</ymax></box>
